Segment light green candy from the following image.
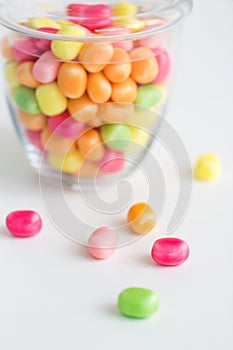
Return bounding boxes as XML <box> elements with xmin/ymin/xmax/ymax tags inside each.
<box><xmin>14</xmin><ymin>86</ymin><xmax>41</xmax><ymax>115</ymax></box>
<box><xmin>134</xmin><ymin>84</ymin><xmax>162</xmax><ymax>108</ymax></box>
<box><xmin>118</xmin><ymin>287</ymin><xmax>159</xmax><ymax>319</ymax></box>
<box><xmin>101</xmin><ymin>123</ymin><xmax>132</xmax><ymax>151</ymax></box>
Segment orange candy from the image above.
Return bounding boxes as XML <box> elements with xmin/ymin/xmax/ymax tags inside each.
<box><xmin>103</xmin><ymin>48</ymin><xmax>131</xmax><ymax>83</ymax></box>
<box><xmin>68</xmin><ymin>94</ymin><xmax>98</xmax><ymax>123</ymax></box>
<box><xmin>127</xmin><ymin>203</ymin><xmax>156</xmax><ymax>235</ymax></box>
<box><xmin>18</xmin><ymin>109</ymin><xmax>47</xmax><ymax>130</ymax></box>
<box><xmin>1</xmin><ymin>36</ymin><xmax>14</xmax><ymax>61</ymax></box>
<box><xmin>41</xmin><ymin>127</ymin><xmax>75</xmax><ymax>153</ymax></box>
<box><xmin>98</xmin><ymin>103</ymin><xmax>134</xmax><ymax>123</ymax></box>
<box><xmin>78</xmin><ymin>42</ymin><xmax>114</xmax><ymax>73</ymax></box>
<box><xmin>57</xmin><ymin>62</ymin><xmax>87</xmax><ymax>99</ymax></box>
<box><xmin>111</xmin><ymin>77</ymin><xmax>137</xmax><ymax>103</ymax></box>
<box><xmin>130</xmin><ymin>47</ymin><xmax>158</xmax><ymax>84</ymax></box>
<box><xmin>86</xmin><ymin>115</ymin><xmax>103</xmax><ymax>128</ymax></box>
<box><xmin>16</xmin><ymin>61</ymin><xmax>40</xmax><ymax>89</ymax></box>
<box><xmin>77</xmin><ymin>129</ymin><xmax>104</xmax><ymax>162</ymax></box>
<box><xmin>87</xmin><ymin>72</ymin><xmax>112</xmax><ymax>103</ymax></box>
<box><xmin>73</xmin><ymin>160</ymin><xmax>99</xmax><ymax>177</ymax></box>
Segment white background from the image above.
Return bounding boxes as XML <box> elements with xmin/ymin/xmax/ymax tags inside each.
<box><xmin>0</xmin><ymin>0</ymin><xmax>233</xmax><ymax>349</ymax></box>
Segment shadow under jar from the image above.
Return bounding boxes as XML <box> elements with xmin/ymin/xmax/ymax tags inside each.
<box><xmin>0</xmin><ymin>0</ymin><xmax>192</xmax><ymax>188</ymax></box>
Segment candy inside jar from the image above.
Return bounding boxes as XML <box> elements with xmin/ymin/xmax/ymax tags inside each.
<box><xmin>0</xmin><ymin>0</ymin><xmax>192</xmax><ymax>188</ymax></box>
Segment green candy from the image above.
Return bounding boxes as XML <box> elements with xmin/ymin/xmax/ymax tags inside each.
<box><xmin>14</xmin><ymin>86</ymin><xmax>41</xmax><ymax>115</ymax></box>
<box><xmin>118</xmin><ymin>287</ymin><xmax>159</xmax><ymax>319</ymax></box>
<box><xmin>101</xmin><ymin>123</ymin><xmax>132</xmax><ymax>151</ymax></box>
<box><xmin>134</xmin><ymin>84</ymin><xmax>162</xmax><ymax>108</ymax></box>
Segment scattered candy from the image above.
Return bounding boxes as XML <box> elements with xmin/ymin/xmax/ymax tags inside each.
<box><xmin>118</xmin><ymin>287</ymin><xmax>159</xmax><ymax>319</ymax></box>
<box><xmin>127</xmin><ymin>202</ymin><xmax>156</xmax><ymax>235</ymax></box>
<box><xmin>6</xmin><ymin>210</ymin><xmax>42</xmax><ymax>238</ymax></box>
<box><xmin>151</xmin><ymin>237</ymin><xmax>190</xmax><ymax>266</ymax></box>
<box><xmin>87</xmin><ymin>226</ymin><xmax>118</xmax><ymax>259</ymax></box>
<box><xmin>194</xmin><ymin>153</ymin><xmax>221</xmax><ymax>181</ymax></box>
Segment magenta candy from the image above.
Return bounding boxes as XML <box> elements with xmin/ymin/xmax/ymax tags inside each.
<box><xmin>33</xmin><ymin>50</ymin><xmax>61</xmax><ymax>84</ymax></box>
<box><xmin>153</xmin><ymin>49</ymin><xmax>171</xmax><ymax>83</ymax></box>
<box><xmin>82</xmin><ymin>18</ymin><xmax>113</xmax><ymax>31</ymax></box>
<box><xmin>97</xmin><ymin>148</ymin><xmax>125</xmax><ymax>173</ymax></box>
<box><xmin>151</xmin><ymin>237</ymin><xmax>190</xmax><ymax>266</ymax></box>
<box><xmin>25</xmin><ymin>129</ymin><xmax>43</xmax><ymax>150</ymax></box>
<box><xmin>13</xmin><ymin>38</ymin><xmax>41</xmax><ymax>62</ymax></box>
<box><xmin>6</xmin><ymin>210</ymin><xmax>42</xmax><ymax>238</ymax></box>
<box><xmin>33</xmin><ymin>27</ymin><xmax>59</xmax><ymax>51</ymax></box>
<box><xmin>48</xmin><ymin>110</ymin><xmax>85</xmax><ymax>138</ymax></box>
<box><xmin>88</xmin><ymin>226</ymin><xmax>118</xmax><ymax>259</ymax></box>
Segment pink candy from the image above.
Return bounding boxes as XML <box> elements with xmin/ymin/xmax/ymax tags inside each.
<box><xmin>33</xmin><ymin>27</ymin><xmax>59</xmax><ymax>51</ymax></box>
<box><xmin>67</xmin><ymin>3</ymin><xmax>113</xmax><ymax>30</ymax></box>
<box><xmin>99</xmin><ymin>26</ymin><xmax>133</xmax><ymax>52</ymax></box>
<box><xmin>153</xmin><ymin>48</ymin><xmax>171</xmax><ymax>83</ymax></box>
<box><xmin>48</xmin><ymin>110</ymin><xmax>85</xmax><ymax>138</ymax></box>
<box><xmin>33</xmin><ymin>50</ymin><xmax>61</xmax><ymax>84</ymax></box>
<box><xmin>6</xmin><ymin>210</ymin><xmax>42</xmax><ymax>238</ymax></box>
<box><xmin>25</xmin><ymin>129</ymin><xmax>43</xmax><ymax>151</ymax></box>
<box><xmin>151</xmin><ymin>237</ymin><xmax>190</xmax><ymax>266</ymax></box>
<box><xmin>98</xmin><ymin>148</ymin><xmax>125</xmax><ymax>173</ymax></box>
<box><xmin>88</xmin><ymin>226</ymin><xmax>118</xmax><ymax>259</ymax></box>
<box><xmin>13</xmin><ymin>37</ymin><xmax>41</xmax><ymax>62</ymax></box>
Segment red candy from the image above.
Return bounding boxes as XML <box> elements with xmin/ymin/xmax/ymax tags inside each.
<box><xmin>25</xmin><ymin>129</ymin><xmax>43</xmax><ymax>150</ymax></box>
<box><xmin>6</xmin><ymin>210</ymin><xmax>42</xmax><ymax>238</ymax></box>
<box><xmin>33</xmin><ymin>27</ymin><xmax>59</xmax><ymax>51</ymax></box>
<box><xmin>151</xmin><ymin>237</ymin><xmax>190</xmax><ymax>266</ymax></box>
<box><xmin>67</xmin><ymin>3</ymin><xmax>113</xmax><ymax>30</ymax></box>
<box><xmin>13</xmin><ymin>38</ymin><xmax>41</xmax><ymax>62</ymax></box>
<box><xmin>153</xmin><ymin>48</ymin><xmax>171</xmax><ymax>83</ymax></box>
<box><xmin>48</xmin><ymin>110</ymin><xmax>85</xmax><ymax>138</ymax></box>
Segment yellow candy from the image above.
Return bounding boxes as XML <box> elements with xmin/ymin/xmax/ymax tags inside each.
<box><xmin>27</xmin><ymin>17</ymin><xmax>61</xmax><ymax>30</ymax></box>
<box><xmin>48</xmin><ymin>149</ymin><xmax>83</xmax><ymax>174</ymax></box>
<box><xmin>194</xmin><ymin>154</ymin><xmax>221</xmax><ymax>181</ymax></box>
<box><xmin>57</xmin><ymin>21</ymin><xmax>75</xmax><ymax>27</ymax></box>
<box><xmin>122</xmin><ymin>18</ymin><xmax>145</xmax><ymax>32</ymax></box>
<box><xmin>51</xmin><ymin>26</ymin><xmax>85</xmax><ymax>61</ymax></box>
<box><xmin>113</xmin><ymin>2</ymin><xmax>138</xmax><ymax>16</ymax></box>
<box><xmin>36</xmin><ymin>82</ymin><xmax>67</xmax><ymax>116</ymax></box>
<box><xmin>5</xmin><ymin>61</ymin><xmax>20</xmax><ymax>88</ymax></box>
<box><xmin>126</xmin><ymin>126</ymin><xmax>150</xmax><ymax>152</ymax></box>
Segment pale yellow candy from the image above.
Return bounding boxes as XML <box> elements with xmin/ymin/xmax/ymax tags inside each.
<box><xmin>130</xmin><ymin>107</ymin><xmax>159</xmax><ymax>128</ymax></box>
<box><xmin>153</xmin><ymin>83</ymin><xmax>168</xmax><ymax>107</ymax></box>
<box><xmin>124</xmin><ymin>18</ymin><xmax>145</xmax><ymax>32</ymax></box>
<box><xmin>48</xmin><ymin>149</ymin><xmax>83</xmax><ymax>174</ymax></box>
<box><xmin>27</xmin><ymin>17</ymin><xmax>61</xmax><ymax>30</ymax></box>
<box><xmin>194</xmin><ymin>154</ymin><xmax>221</xmax><ymax>181</ymax></box>
<box><xmin>36</xmin><ymin>82</ymin><xmax>67</xmax><ymax>116</ymax></box>
<box><xmin>126</xmin><ymin>125</ymin><xmax>150</xmax><ymax>152</ymax></box>
<box><xmin>51</xmin><ymin>26</ymin><xmax>85</xmax><ymax>61</ymax></box>
<box><xmin>113</xmin><ymin>2</ymin><xmax>138</xmax><ymax>16</ymax></box>
<box><xmin>5</xmin><ymin>61</ymin><xmax>20</xmax><ymax>88</ymax></box>
<box><xmin>57</xmin><ymin>21</ymin><xmax>75</xmax><ymax>27</ymax></box>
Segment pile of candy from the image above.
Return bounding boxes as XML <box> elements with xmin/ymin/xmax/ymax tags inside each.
<box><xmin>1</xmin><ymin>1</ymin><xmax>171</xmax><ymax>178</ymax></box>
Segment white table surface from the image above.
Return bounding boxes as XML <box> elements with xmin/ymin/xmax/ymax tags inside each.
<box><xmin>0</xmin><ymin>1</ymin><xmax>233</xmax><ymax>349</ymax></box>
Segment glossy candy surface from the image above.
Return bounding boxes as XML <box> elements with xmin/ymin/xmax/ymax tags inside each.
<box><xmin>151</xmin><ymin>237</ymin><xmax>190</xmax><ymax>266</ymax></box>
<box><xmin>6</xmin><ymin>210</ymin><xmax>42</xmax><ymax>238</ymax></box>
<box><xmin>130</xmin><ymin>47</ymin><xmax>158</xmax><ymax>84</ymax></box>
<box><xmin>118</xmin><ymin>287</ymin><xmax>159</xmax><ymax>319</ymax></box>
<box><xmin>87</xmin><ymin>226</ymin><xmax>118</xmax><ymax>259</ymax></box>
<box><xmin>33</xmin><ymin>50</ymin><xmax>61</xmax><ymax>83</ymax></box>
<box><xmin>127</xmin><ymin>202</ymin><xmax>156</xmax><ymax>235</ymax></box>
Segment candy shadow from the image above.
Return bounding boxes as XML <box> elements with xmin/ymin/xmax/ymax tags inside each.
<box><xmin>0</xmin><ymin>226</ymin><xmax>12</xmax><ymax>240</ymax></box>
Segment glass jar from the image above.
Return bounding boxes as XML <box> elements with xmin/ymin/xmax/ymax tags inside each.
<box><xmin>0</xmin><ymin>0</ymin><xmax>192</xmax><ymax>188</ymax></box>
